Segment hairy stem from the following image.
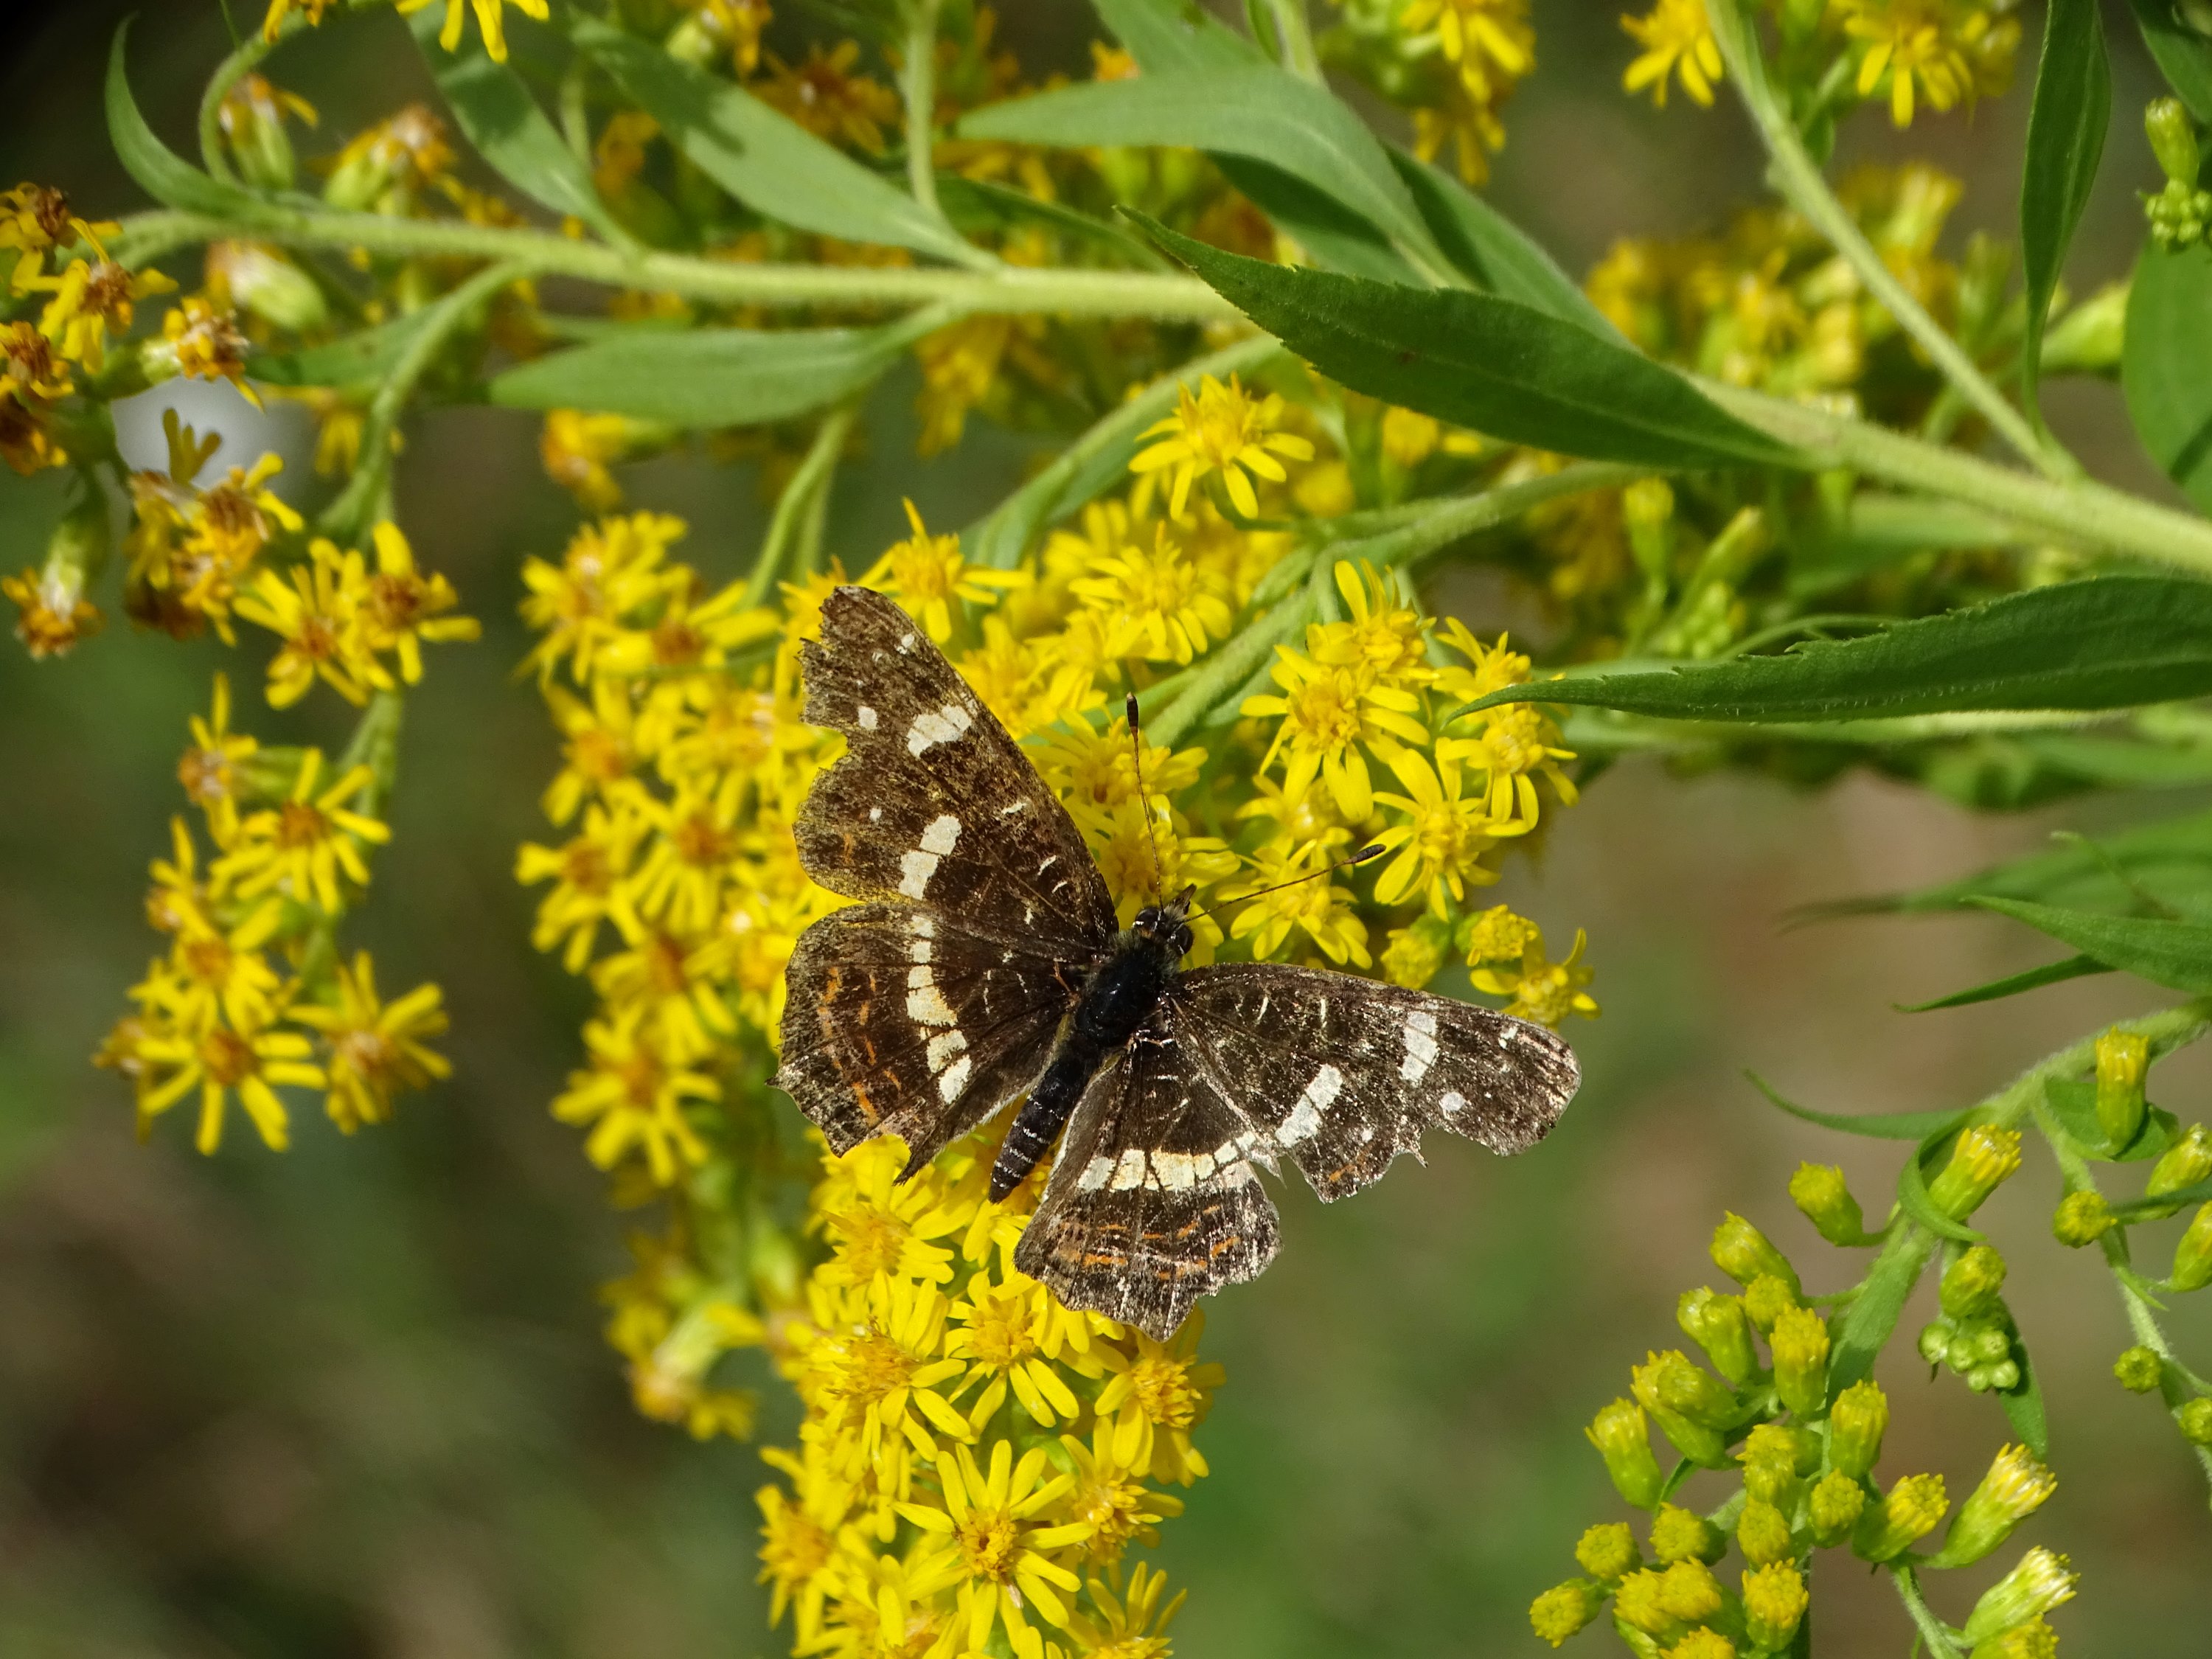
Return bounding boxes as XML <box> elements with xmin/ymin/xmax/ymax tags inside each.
<box><xmin>1705</xmin><ymin>0</ymin><xmax>2067</xmax><ymax>479</ymax></box>
<box><xmin>900</xmin><ymin>0</ymin><xmax>948</xmax><ymax>223</ymax></box>
<box><xmin>1889</xmin><ymin>1565</ymin><xmax>1967</xmax><ymax>1659</ymax></box>
<box><xmin>744</xmin><ymin>402</ymin><xmax>858</xmax><ymax>608</ymax></box>
<box><xmin>1261</xmin><ymin>0</ymin><xmax>1324</xmax><ymax>82</ymax></box>
<box><xmin>197</xmin><ymin>27</ymin><xmax>279</xmax><ymax>183</ymax></box>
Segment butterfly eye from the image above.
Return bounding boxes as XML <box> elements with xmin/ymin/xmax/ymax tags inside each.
<box><xmin>1134</xmin><ymin>906</ymin><xmax>1161</xmax><ymax>933</ymax></box>
<box><xmin>1172</xmin><ymin>925</ymin><xmax>1194</xmax><ymax>957</ymax></box>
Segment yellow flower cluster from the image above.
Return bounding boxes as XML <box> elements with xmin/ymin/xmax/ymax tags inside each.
<box><xmin>1618</xmin><ymin>0</ymin><xmax>2018</xmax><ymax>127</ymax></box>
<box><xmin>95</xmin><ymin>676</ymin><xmax>451</xmax><ymax>1152</ymax></box>
<box><xmin>758</xmin><ymin>1131</ymin><xmax>1205</xmax><ymax>1659</ymax></box>
<box><xmin>1318</xmin><ymin>0</ymin><xmax>1534</xmax><ymax>184</ymax></box>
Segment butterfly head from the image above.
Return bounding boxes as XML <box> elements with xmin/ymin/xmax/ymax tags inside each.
<box><xmin>1131</xmin><ymin>885</ymin><xmax>1197</xmax><ymax>961</ymax></box>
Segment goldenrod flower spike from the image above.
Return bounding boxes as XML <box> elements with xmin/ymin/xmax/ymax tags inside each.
<box><xmin>1129</xmin><ymin>373</ymin><xmax>1313</xmax><ymax>521</ymax></box>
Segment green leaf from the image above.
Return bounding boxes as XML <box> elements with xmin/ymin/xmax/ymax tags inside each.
<box><xmin>2127</xmin><ymin>0</ymin><xmax>2212</xmax><ymax>122</ymax></box>
<box><xmin>406</xmin><ymin>10</ymin><xmax>630</xmax><ymax>247</ymax></box>
<box><xmin>2114</xmin><ymin>1172</ymin><xmax>2212</xmax><ymax>1220</ymax></box>
<box><xmin>961</xmin><ymin>72</ymin><xmax>1444</xmax><ymax>274</ymax></box>
<box><xmin>248</xmin><ymin>312</ymin><xmax>437</xmax><ymax>388</ymax></box>
<box><xmin>1139</xmin><ymin>219</ymin><xmax>1793</xmax><ymax>468</ymax></box>
<box><xmin>1831</xmin><ymin>1228</ymin><xmax>1938</xmax><ymax>1391</ymax></box>
<box><xmin>1459</xmin><ymin>577</ymin><xmax>2212</xmax><ymax>723</ymax></box>
<box><xmin>1999</xmin><ymin>1339</ymin><xmax>2050</xmax><ymax>1459</ymax></box>
<box><xmin>569</xmin><ymin>18</ymin><xmax>978</xmax><ymax>265</ymax></box>
<box><xmin>1969</xmin><ymin>897</ymin><xmax>2212</xmax><ymax>993</ymax></box>
<box><xmin>2124</xmin><ymin>240</ymin><xmax>2212</xmax><ymax>515</ymax></box>
<box><xmin>2018</xmin><ymin>0</ymin><xmax>2110</xmax><ymax>418</ymax></box>
<box><xmin>106</xmin><ymin>24</ymin><xmax>270</xmax><ymax>218</ymax></box>
<box><xmin>1747</xmin><ymin>1072</ymin><xmax>1970</xmax><ymax>1141</ymax></box>
<box><xmin>488</xmin><ymin>319</ymin><xmax>915</xmax><ymax>426</ymax></box>
<box><xmin>2042</xmin><ymin>1077</ymin><xmax>2180</xmax><ymax>1161</ymax></box>
<box><xmin>1091</xmin><ymin>0</ymin><xmax>1265</xmax><ymax>72</ymax></box>
<box><xmin>1898</xmin><ymin>1136</ymin><xmax>1988</xmax><ymax>1245</ymax></box>
<box><xmin>934</xmin><ymin>175</ymin><xmax>1166</xmax><ymax>269</ymax></box>
<box><xmin>1385</xmin><ymin>149</ymin><xmax>1617</xmax><ymax>334</ymax></box>
<box><xmin>1897</xmin><ymin>953</ymin><xmax>2112</xmax><ymax>1012</ymax></box>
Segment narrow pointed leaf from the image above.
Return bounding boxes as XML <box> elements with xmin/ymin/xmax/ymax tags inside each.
<box><xmin>1968</xmin><ymin>897</ymin><xmax>2212</xmax><ymax>992</ymax></box>
<box><xmin>570</xmin><ymin>18</ymin><xmax>978</xmax><ymax>263</ymax></box>
<box><xmin>1831</xmin><ymin>1228</ymin><xmax>1938</xmax><ymax>1391</ymax></box>
<box><xmin>1747</xmin><ymin>1072</ymin><xmax>1970</xmax><ymax>1140</ymax></box>
<box><xmin>1386</xmin><ymin>149</ymin><xmax>1616</xmax><ymax>333</ymax></box>
<box><xmin>1898</xmin><ymin>1139</ymin><xmax>1987</xmax><ymax>1245</ymax></box>
<box><xmin>2126</xmin><ymin>0</ymin><xmax>2212</xmax><ymax>121</ymax></box>
<box><xmin>962</xmin><ymin>72</ymin><xmax>1443</xmax><ymax>271</ymax></box>
<box><xmin>1139</xmin><ymin>218</ymin><xmax>1792</xmax><ymax>468</ymax></box>
<box><xmin>2124</xmin><ymin>240</ymin><xmax>2212</xmax><ymax>515</ymax></box>
<box><xmin>1460</xmin><ymin>577</ymin><xmax>2212</xmax><ymax>722</ymax></box>
<box><xmin>489</xmin><ymin>321</ymin><xmax>910</xmax><ymax>426</ymax></box>
<box><xmin>1897</xmin><ymin>953</ymin><xmax>2112</xmax><ymax>1012</ymax></box>
<box><xmin>2019</xmin><ymin>0</ymin><xmax>2110</xmax><ymax>417</ymax></box>
<box><xmin>1091</xmin><ymin>0</ymin><xmax>1262</xmax><ymax>69</ymax></box>
<box><xmin>106</xmin><ymin>24</ymin><xmax>269</xmax><ymax>218</ymax></box>
<box><xmin>2114</xmin><ymin>1173</ymin><xmax>2212</xmax><ymax>1220</ymax></box>
<box><xmin>1998</xmin><ymin>1340</ymin><xmax>2049</xmax><ymax>1458</ymax></box>
<box><xmin>407</xmin><ymin>11</ymin><xmax>630</xmax><ymax>246</ymax></box>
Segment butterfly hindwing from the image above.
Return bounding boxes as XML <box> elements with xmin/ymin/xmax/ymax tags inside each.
<box><xmin>1172</xmin><ymin>964</ymin><xmax>1579</xmax><ymax>1201</ymax></box>
<box><xmin>777</xmin><ymin>902</ymin><xmax>1082</xmax><ymax>1169</ymax></box>
<box><xmin>1015</xmin><ymin>1008</ymin><xmax>1281</xmax><ymax>1339</ymax></box>
<box><xmin>796</xmin><ymin>587</ymin><xmax>1116</xmax><ymax>956</ymax></box>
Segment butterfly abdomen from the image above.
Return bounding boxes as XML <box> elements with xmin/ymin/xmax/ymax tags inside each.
<box><xmin>988</xmin><ymin>931</ymin><xmax>1181</xmax><ymax>1201</ymax></box>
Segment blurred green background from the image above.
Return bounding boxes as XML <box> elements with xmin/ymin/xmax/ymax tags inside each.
<box><xmin>3</xmin><ymin>3</ymin><xmax>2208</xmax><ymax>1654</ymax></box>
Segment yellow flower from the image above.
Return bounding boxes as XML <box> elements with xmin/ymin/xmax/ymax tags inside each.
<box><xmin>1130</xmin><ymin>373</ymin><xmax>1314</xmax><ymax>520</ymax></box>
<box><xmin>538</xmin><ymin>675</ymin><xmax>644</xmax><ymax>827</ymax></box>
<box><xmin>1449</xmin><ymin>700</ymin><xmax>1578</xmax><ymax>830</ymax></box>
<box><xmin>517</xmin><ymin>801</ymin><xmax>645</xmax><ymax>973</ymax></box>
<box><xmin>1370</xmin><ymin>745</ymin><xmax>1509</xmax><ymax>916</ymax></box>
<box><xmin>150</xmin><ymin>296</ymin><xmax>257</xmax><ymax>403</ymax></box>
<box><xmin>236</xmin><ymin>540</ymin><xmax>385</xmax><ymax>708</ymax></box>
<box><xmin>1062</xmin><ymin>1562</ymin><xmax>1185</xmax><ymax>1659</ymax></box>
<box><xmin>899</xmin><ymin>1440</ymin><xmax>1089</xmax><ymax>1648</ymax></box>
<box><xmin>1</xmin><ymin>183</ymin><xmax>118</xmax><ymax>291</ymax></box>
<box><xmin>1412</xmin><ymin>73</ymin><xmax>1513</xmax><ymax>187</ymax></box>
<box><xmin>1228</xmin><ymin>838</ymin><xmax>1372</xmax><ymax>967</ymax></box>
<box><xmin>1070</xmin><ymin>522</ymin><xmax>1234</xmax><ymax>665</ymax></box>
<box><xmin>860</xmin><ymin>500</ymin><xmax>1024</xmax><ymax>643</ymax></box>
<box><xmin>759</xmin><ymin>41</ymin><xmax>902</xmax><ymax>153</ymax></box>
<box><xmin>541</xmin><ymin>408</ymin><xmax>635</xmax><ymax>512</ymax></box>
<box><xmin>1093</xmin><ymin>1315</ymin><xmax>1222</xmax><ymax>1486</ymax></box>
<box><xmin>590</xmin><ymin>924</ymin><xmax>737</xmax><ymax>1062</ymax></box>
<box><xmin>521</xmin><ymin>512</ymin><xmax>686</xmax><ymax>686</ymax></box>
<box><xmin>757</xmin><ymin>1466</ymin><xmax>846</xmax><ymax>1641</ymax></box>
<box><xmin>818</xmin><ymin>1138</ymin><xmax>964</xmax><ymax>1290</ymax></box>
<box><xmin>1</xmin><ymin>319</ymin><xmax>74</xmax><ymax>400</ymax></box>
<box><xmin>1058</xmin><ymin>1425</ymin><xmax>1184</xmax><ymax>1564</ymax></box>
<box><xmin>629</xmin><ymin>779</ymin><xmax>746</xmax><ymax>933</ymax></box>
<box><xmin>144</xmin><ymin>899</ymin><xmax>284</xmax><ymax>1037</ymax></box>
<box><xmin>358</xmin><ymin>521</ymin><xmax>480</xmax><ymax>682</ymax></box>
<box><xmin>684</xmin><ymin>0</ymin><xmax>774</xmax><ymax>77</ymax></box>
<box><xmin>1306</xmin><ymin>560</ymin><xmax>1433</xmax><ymax>688</ymax></box>
<box><xmin>1399</xmin><ymin>0</ymin><xmax>1534</xmax><ymax>97</ymax></box>
<box><xmin>293</xmin><ymin>952</ymin><xmax>451</xmax><ymax>1132</ymax></box>
<box><xmin>1477</xmin><ymin>926</ymin><xmax>1599</xmax><ymax>1026</ymax></box>
<box><xmin>178</xmin><ymin>673</ymin><xmax>257</xmax><ymax>846</ymax></box>
<box><xmin>217</xmin><ymin>749</ymin><xmax>392</xmax><ymax>914</ymax></box>
<box><xmin>1622</xmin><ymin>0</ymin><xmax>1723</xmax><ymax>108</ymax></box>
<box><xmin>395</xmin><ymin>0</ymin><xmax>552</xmax><ymax>63</ymax></box>
<box><xmin>552</xmin><ymin>1004</ymin><xmax>717</xmax><ymax>1183</ymax></box>
<box><xmin>795</xmin><ymin>1273</ymin><xmax>972</xmax><ymax>1475</ymax></box>
<box><xmin>915</xmin><ymin>314</ymin><xmax>1048</xmax><ymax>456</ymax></box>
<box><xmin>261</xmin><ymin>0</ymin><xmax>338</xmax><ymax>38</ymax></box>
<box><xmin>1034</xmin><ymin>713</ymin><xmax>1205</xmax><ymax>818</ymax></box>
<box><xmin>4</xmin><ymin>563</ymin><xmax>100</xmax><ymax>658</ymax></box>
<box><xmin>137</xmin><ymin>1013</ymin><xmax>324</xmax><ymax>1155</ymax></box>
<box><xmin>0</xmin><ymin>390</ymin><xmax>66</xmax><ymax>476</ymax></box>
<box><xmin>1244</xmin><ymin>647</ymin><xmax>1430</xmax><ymax>820</ymax></box>
<box><xmin>1840</xmin><ymin>0</ymin><xmax>1997</xmax><ymax>126</ymax></box>
<box><xmin>34</xmin><ymin>258</ymin><xmax>173</xmax><ymax>374</ymax></box>
<box><xmin>943</xmin><ymin>1268</ymin><xmax>1088</xmax><ymax>1428</ymax></box>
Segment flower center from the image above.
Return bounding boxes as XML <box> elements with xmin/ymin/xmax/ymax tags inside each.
<box><xmin>276</xmin><ymin>800</ymin><xmax>331</xmax><ymax>849</ymax></box>
<box><xmin>956</xmin><ymin>1506</ymin><xmax>1020</xmax><ymax>1582</ymax></box>
<box><xmin>831</xmin><ymin>1204</ymin><xmax>911</xmax><ymax>1282</ymax></box>
<box><xmin>198</xmin><ymin>1026</ymin><xmax>256</xmax><ymax>1085</ymax></box>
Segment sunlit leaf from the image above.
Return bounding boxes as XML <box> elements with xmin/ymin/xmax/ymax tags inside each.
<box><xmin>105</xmin><ymin>24</ymin><xmax>271</xmax><ymax>218</ymax></box>
<box><xmin>2127</xmin><ymin>0</ymin><xmax>2212</xmax><ymax>120</ymax></box>
<box><xmin>1999</xmin><ymin>1339</ymin><xmax>2050</xmax><ymax>1458</ymax></box>
<box><xmin>1969</xmin><ymin>897</ymin><xmax>2212</xmax><ymax>992</ymax></box>
<box><xmin>2018</xmin><ymin>0</ymin><xmax>2110</xmax><ymax>417</ymax></box>
<box><xmin>1387</xmin><ymin>150</ymin><xmax>1616</xmax><ymax>333</ymax></box>
<box><xmin>2124</xmin><ymin>240</ymin><xmax>2212</xmax><ymax>515</ymax></box>
<box><xmin>1747</xmin><ymin>1072</ymin><xmax>1969</xmax><ymax>1140</ymax></box>
<box><xmin>1896</xmin><ymin>953</ymin><xmax>2112</xmax><ymax>1012</ymax></box>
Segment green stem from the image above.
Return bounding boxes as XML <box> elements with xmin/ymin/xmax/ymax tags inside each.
<box><xmin>1261</xmin><ymin>0</ymin><xmax>1324</xmax><ymax>82</ymax></box>
<box><xmin>1703</xmin><ymin>380</ymin><xmax>2212</xmax><ymax>576</ymax></box>
<box><xmin>319</xmin><ymin>259</ymin><xmax>535</xmax><ymax>539</ymax></box>
<box><xmin>110</xmin><ymin>208</ymin><xmax>1234</xmax><ymax>319</ymax></box>
<box><xmin>900</xmin><ymin>0</ymin><xmax>947</xmax><ymax>224</ymax></box>
<box><xmin>1888</xmin><ymin>1565</ymin><xmax>1966</xmax><ymax>1659</ymax></box>
<box><xmin>743</xmin><ymin>402</ymin><xmax>857</xmax><ymax>608</ymax></box>
<box><xmin>197</xmin><ymin>27</ymin><xmax>279</xmax><ymax>182</ymax></box>
<box><xmin>1704</xmin><ymin>0</ymin><xmax>2067</xmax><ymax>479</ymax></box>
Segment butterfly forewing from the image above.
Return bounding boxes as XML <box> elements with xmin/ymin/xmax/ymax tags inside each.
<box><xmin>778</xmin><ymin>902</ymin><xmax>1082</xmax><ymax>1168</ymax></box>
<box><xmin>796</xmin><ymin>588</ymin><xmax>1116</xmax><ymax>956</ymax></box>
<box><xmin>1172</xmin><ymin>964</ymin><xmax>1579</xmax><ymax>1201</ymax></box>
<box><xmin>1016</xmin><ymin>1011</ymin><xmax>1281</xmax><ymax>1338</ymax></box>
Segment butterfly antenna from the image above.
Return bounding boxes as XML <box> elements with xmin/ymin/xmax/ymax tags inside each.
<box><xmin>1127</xmin><ymin>692</ymin><xmax>1167</xmax><ymax>903</ymax></box>
<box><xmin>1184</xmin><ymin>842</ymin><xmax>1386</xmax><ymax>924</ymax></box>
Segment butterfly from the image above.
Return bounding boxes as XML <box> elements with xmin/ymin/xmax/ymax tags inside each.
<box><xmin>776</xmin><ymin>586</ymin><xmax>1580</xmax><ymax>1338</ymax></box>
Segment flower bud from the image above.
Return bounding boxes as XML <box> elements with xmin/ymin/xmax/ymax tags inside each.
<box><xmin>1961</xmin><ymin>1546</ymin><xmax>2078</xmax><ymax>1646</ymax></box>
<box><xmin>1588</xmin><ymin>1398</ymin><xmax>1666</xmax><ymax>1509</ymax></box>
<box><xmin>1736</xmin><ymin>1498</ymin><xmax>1795</xmax><ymax>1566</ymax></box>
<box><xmin>206</xmin><ymin>240</ymin><xmax>330</xmax><ymax>335</ymax></box>
<box><xmin>1969</xmin><ymin>1357</ymin><xmax>2021</xmax><ymax>1394</ymax></box>
<box><xmin>1941</xmin><ymin>1245</ymin><xmax>2008</xmax><ymax>1320</ymax></box>
<box><xmin>2174</xmin><ymin>1204</ymin><xmax>2212</xmax><ymax>1292</ymax></box>
<box><xmin>1613</xmin><ymin>1569</ymin><xmax>1680</xmax><ymax>1640</ymax></box>
<box><xmin>1929</xmin><ymin>1445</ymin><xmax>2056</xmax><ymax>1568</ymax></box>
<box><xmin>2146</xmin><ymin>1123</ymin><xmax>2212</xmax><ymax>1214</ymax></box>
<box><xmin>2052</xmin><ymin>1189</ymin><xmax>2118</xmax><ymax>1248</ymax></box>
<box><xmin>1677</xmin><ymin>1287</ymin><xmax>1759</xmax><ymax>1385</ymax></box>
<box><xmin>1827</xmin><ymin>1379</ymin><xmax>1888</xmax><ymax>1478</ymax></box>
<box><xmin>218</xmin><ymin>74</ymin><xmax>310</xmax><ymax>192</ymax></box>
<box><xmin>2149</xmin><ymin>97</ymin><xmax>2202</xmax><ymax>188</ymax></box>
<box><xmin>1851</xmin><ymin>1473</ymin><xmax>1947</xmax><ymax>1562</ymax></box>
<box><xmin>1927</xmin><ymin>1127</ymin><xmax>2023</xmax><ymax>1220</ymax></box>
<box><xmin>1741</xmin><ymin>1562</ymin><xmax>1808</xmax><ymax>1652</ymax></box>
<box><xmin>1771</xmin><ymin>1306</ymin><xmax>1830</xmax><ymax>1417</ymax></box>
<box><xmin>2094</xmin><ymin>1027</ymin><xmax>2151</xmax><ymax>1149</ymax></box>
<box><xmin>1742</xmin><ymin>1273</ymin><xmax>1798</xmax><ymax>1335</ymax></box>
<box><xmin>2037</xmin><ymin>279</ymin><xmax>2129</xmax><ymax>373</ymax></box>
<box><xmin>1622</xmin><ymin>477</ymin><xmax>1674</xmax><ymax>580</ymax></box>
<box><xmin>1529</xmin><ymin>1579</ymin><xmax>1604</xmax><ymax>1647</ymax></box>
<box><xmin>1669</xmin><ymin>1630</ymin><xmax>1736</xmax><ymax>1659</ymax></box>
<box><xmin>1636</xmin><ymin>1349</ymin><xmax>1739</xmax><ymax>1428</ymax></box>
<box><xmin>2178</xmin><ymin>1397</ymin><xmax>2212</xmax><ymax>1445</ymax></box>
<box><xmin>1656</xmin><ymin>1559</ymin><xmax>1723</xmax><ymax>1624</ymax></box>
<box><xmin>1971</xmin><ymin>1617</ymin><xmax>2059</xmax><ymax>1659</ymax></box>
<box><xmin>1711</xmin><ymin>1213</ymin><xmax>1799</xmax><ymax>1294</ymax></box>
<box><xmin>1649</xmin><ymin>1503</ymin><xmax>1723</xmax><ymax>1565</ymax></box>
<box><xmin>1790</xmin><ymin>1161</ymin><xmax>1866</xmax><ymax>1245</ymax></box>
<box><xmin>1918</xmin><ymin>1320</ymin><xmax>1954</xmax><ymax>1366</ymax></box>
<box><xmin>1807</xmin><ymin>1470</ymin><xmax>1865</xmax><ymax>1547</ymax></box>
<box><xmin>1576</xmin><ymin>1522</ymin><xmax>1640</xmax><ymax>1582</ymax></box>
<box><xmin>2114</xmin><ymin>1344</ymin><xmax>2164</xmax><ymax>1393</ymax></box>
